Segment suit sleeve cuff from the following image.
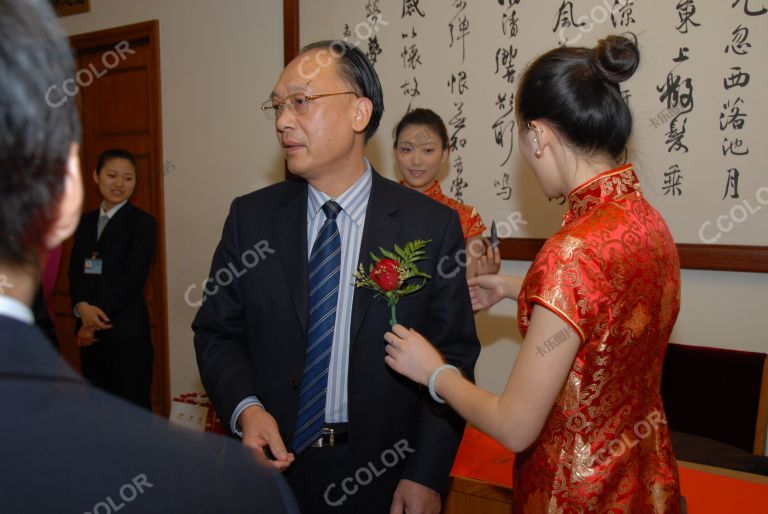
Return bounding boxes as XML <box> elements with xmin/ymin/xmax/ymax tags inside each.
<box><xmin>230</xmin><ymin>396</ymin><xmax>263</xmax><ymax>437</ymax></box>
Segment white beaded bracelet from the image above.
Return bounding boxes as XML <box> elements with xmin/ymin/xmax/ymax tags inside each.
<box><xmin>428</xmin><ymin>364</ymin><xmax>461</xmax><ymax>404</ymax></box>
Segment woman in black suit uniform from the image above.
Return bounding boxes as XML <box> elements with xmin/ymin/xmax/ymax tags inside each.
<box><xmin>69</xmin><ymin>149</ymin><xmax>157</xmax><ymax>409</ymax></box>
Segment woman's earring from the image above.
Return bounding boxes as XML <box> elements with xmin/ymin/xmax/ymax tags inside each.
<box><xmin>529</xmin><ymin>121</ymin><xmax>543</xmax><ymax>158</ymax></box>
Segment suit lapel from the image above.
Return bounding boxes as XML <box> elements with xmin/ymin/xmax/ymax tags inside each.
<box><xmin>349</xmin><ymin>171</ymin><xmax>401</xmax><ymax>345</ymax></box>
<box><xmin>275</xmin><ymin>183</ymin><xmax>309</xmax><ymax>336</ymax></box>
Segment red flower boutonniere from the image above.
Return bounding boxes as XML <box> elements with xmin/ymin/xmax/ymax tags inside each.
<box><xmin>353</xmin><ymin>239</ymin><xmax>432</xmax><ymax>326</ymax></box>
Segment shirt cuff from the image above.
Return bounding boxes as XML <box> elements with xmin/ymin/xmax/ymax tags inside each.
<box><xmin>230</xmin><ymin>396</ymin><xmax>263</xmax><ymax>437</ymax></box>
<box><xmin>73</xmin><ymin>302</ymin><xmax>85</xmax><ymax>318</ymax></box>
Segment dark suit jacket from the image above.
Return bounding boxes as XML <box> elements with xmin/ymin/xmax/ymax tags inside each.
<box><xmin>69</xmin><ymin>202</ymin><xmax>156</xmax><ymax>341</ymax></box>
<box><xmin>193</xmin><ymin>169</ymin><xmax>481</xmax><ymax>504</ymax></box>
<box><xmin>0</xmin><ymin>314</ymin><xmax>298</xmax><ymax>514</ymax></box>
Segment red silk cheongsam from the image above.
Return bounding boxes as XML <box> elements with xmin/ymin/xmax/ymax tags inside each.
<box><xmin>515</xmin><ymin>165</ymin><xmax>682</xmax><ymax>513</ymax></box>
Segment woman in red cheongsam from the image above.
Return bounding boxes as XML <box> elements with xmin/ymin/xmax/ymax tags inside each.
<box><xmin>383</xmin><ymin>34</ymin><xmax>682</xmax><ymax>513</ymax></box>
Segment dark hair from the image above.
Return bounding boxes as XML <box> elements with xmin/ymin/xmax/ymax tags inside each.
<box><xmin>393</xmin><ymin>108</ymin><xmax>449</xmax><ymax>150</ymax></box>
<box><xmin>516</xmin><ymin>35</ymin><xmax>640</xmax><ymax>161</ymax></box>
<box><xmin>300</xmin><ymin>40</ymin><xmax>384</xmax><ymax>143</ymax></box>
<box><xmin>0</xmin><ymin>0</ymin><xmax>81</xmax><ymax>266</ymax></box>
<box><xmin>96</xmin><ymin>148</ymin><xmax>137</xmax><ymax>175</ymax></box>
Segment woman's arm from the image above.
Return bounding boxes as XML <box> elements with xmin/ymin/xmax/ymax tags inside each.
<box><xmin>385</xmin><ymin>305</ymin><xmax>580</xmax><ymax>452</ymax></box>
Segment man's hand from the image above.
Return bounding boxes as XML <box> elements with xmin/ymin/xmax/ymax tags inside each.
<box><xmin>76</xmin><ymin>303</ymin><xmax>112</xmax><ymax>330</ymax></box>
<box><xmin>239</xmin><ymin>404</ymin><xmax>295</xmax><ymax>471</ymax></box>
<box><xmin>390</xmin><ymin>479</ymin><xmax>440</xmax><ymax>514</ymax></box>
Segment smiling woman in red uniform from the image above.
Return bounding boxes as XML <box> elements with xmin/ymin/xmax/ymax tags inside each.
<box><xmin>69</xmin><ymin>148</ymin><xmax>157</xmax><ymax>409</ymax></box>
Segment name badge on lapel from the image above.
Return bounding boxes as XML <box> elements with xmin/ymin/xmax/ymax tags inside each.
<box><xmin>84</xmin><ymin>253</ymin><xmax>103</xmax><ymax>275</ymax></box>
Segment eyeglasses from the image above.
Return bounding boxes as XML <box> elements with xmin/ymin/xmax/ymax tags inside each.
<box><xmin>260</xmin><ymin>91</ymin><xmax>358</xmax><ymax>120</ymax></box>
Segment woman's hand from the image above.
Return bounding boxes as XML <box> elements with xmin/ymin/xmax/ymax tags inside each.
<box><xmin>473</xmin><ymin>238</ymin><xmax>501</xmax><ymax>276</ymax></box>
<box><xmin>76</xmin><ymin>325</ymin><xmax>98</xmax><ymax>347</ymax></box>
<box><xmin>467</xmin><ymin>274</ymin><xmax>508</xmax><ymax>311</ymax></box>
<box><xmin>384</xmin><ymin>324</ymin><xmax>445</xmax><ymax>386</ymax></box>
<box><xmin>76</xmin><ymin>302</ymin><xmax>112</xmax><ymax>330</ymax></box>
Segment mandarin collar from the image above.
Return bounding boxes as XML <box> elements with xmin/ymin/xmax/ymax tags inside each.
<box><xmin>562</xmin><ymin>164</ymin><xmax>641</xmax><ymax>226</ymax></box>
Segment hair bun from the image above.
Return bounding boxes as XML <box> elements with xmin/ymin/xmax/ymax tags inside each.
<box><xmin>590</xmin><ymin>34</ymin><xmax>640</xmax><ymax>83</ymax></box>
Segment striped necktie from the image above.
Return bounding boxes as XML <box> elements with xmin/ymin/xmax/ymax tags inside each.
<box><xmin>292</xmin><ymin>200</ymin><xmax>342</xmax><ymax>454</ymax></box>
<box><xmin>97</xmin><ymin>214</ymin><xmax>109</xmax><ymax>240</ymax></box>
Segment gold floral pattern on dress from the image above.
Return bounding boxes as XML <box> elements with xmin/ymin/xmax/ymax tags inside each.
<box><xmin>515</xmin><ymin>165</ymin><xmax>681</xmax><ymax>513</ymax></box>
<box><xmin>624</xmin><ymin>304</ymin><xmax>651</xmax><ymax>339</ymax></box>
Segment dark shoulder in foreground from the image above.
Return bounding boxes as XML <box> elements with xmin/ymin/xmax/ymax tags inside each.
<box><xmin>1</xmin><ymin>318</ymin><xmax>297</xmax><ymax>514</ymax></box>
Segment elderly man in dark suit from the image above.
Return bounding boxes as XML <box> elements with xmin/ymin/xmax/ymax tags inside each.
<box><xmin>0</xmin><ymin>1</ymin><xmax>297</xmax><ymax>512</ymax></box>
<box><xmin>193</xmin><ymin>40</ymin><xmax>480</xmax><ymax>514</ymax></box>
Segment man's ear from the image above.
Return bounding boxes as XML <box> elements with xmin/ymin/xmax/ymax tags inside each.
<box><xmin>44</xmin><ymin>142</ymin><xmax>83</xmax><ymax>249</ymax></box>
<box><xmin>351</xmin><ymin>96</ymin><xmax>373</xmax><ymax>136</ymax></box>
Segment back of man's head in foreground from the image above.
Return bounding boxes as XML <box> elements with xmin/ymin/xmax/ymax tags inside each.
<box><xmin>0</xmin><ymin>0</ymin><xmax>81</xmax><ymax>270</ymax></box>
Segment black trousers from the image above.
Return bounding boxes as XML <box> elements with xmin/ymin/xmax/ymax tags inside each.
<box><xmin>284</xmin><ymin>442</ymin><xmax>408</xmax><ymax>514</ymax></box>
<box><xmin>80</xmin><ymin>336</ymin><xmax>153</xmax><ymax>410</ymax></box>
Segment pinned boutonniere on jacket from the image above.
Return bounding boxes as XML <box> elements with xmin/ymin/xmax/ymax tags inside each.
<box><xmin>353</xmin><ymin>239</ymin><xmax>432</xmax><ymax>326</ymax></box>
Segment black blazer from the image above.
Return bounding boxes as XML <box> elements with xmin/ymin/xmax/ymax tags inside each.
<box><xmin>69</xmin><ymin>202</ymin><xmax>156</xmax><ymax>341</ymax></box>
<box><xmin>0</xmin><ymin>314</ymin><xmax>298</xmax><ymax>514</ymax></box>
<box><xmin>193</xmin><ymin>169</ymin><xmax>481</xmax><ymax>503</ymax></box>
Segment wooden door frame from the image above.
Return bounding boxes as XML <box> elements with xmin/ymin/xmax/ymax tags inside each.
<box><xmin>69</xmin><ymin>20</ymin><xmax>169</xmax><ymax>415</ymax></box>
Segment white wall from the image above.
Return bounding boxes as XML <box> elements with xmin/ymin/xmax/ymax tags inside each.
<box><xmin>59</xmin><ymin>0</ymin><xmax>286</xmax><ymax>399</ymax></box>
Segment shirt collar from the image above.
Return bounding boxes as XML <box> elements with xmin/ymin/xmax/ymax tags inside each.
<box><xmin>0</xmin><ymin>295</ymin><xmax>34</xmax><ymax>324</ymax></box>
<box><xmin>307</xmin><ymin>159</ymin><xmax>372</xmax><ymax>227</ymax></box>
<box><xmin>100</xmin><ymin>200</ymin><xmax>128</xmax><ymax>218</ymax></box>
<box><xmin>562</xmin><ymin>164</ymin><xmax>641</xmax><ymax>226</ymax></box>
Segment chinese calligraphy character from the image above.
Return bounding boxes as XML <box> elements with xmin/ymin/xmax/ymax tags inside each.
<box><xmin>621</xmin><ymin>88</ymin><xmax>632</xmax><ymax>105</ymax></box>
<box><xmin>365</xmin><ymin>0</ymin><xmax>384</xmax><ymax>28</ymax></box>
<box><xmin>663</xmin><ymin>165</ymin><xmax>684</xmax><ymax>196</ymax></box>
<box><xmin>719</xmin><ymin>98</ymin><xmax>747</xmax><ymax>130</ymax></box>
<box><xmin>448</xmin><ymin>102</ymin><xmax>467</xmax><ymax>151</ymax></box>
<box><xmin>492</xmin><ymin>113</ymin><xmax>515</xmax><ymax>166</ymax></box>
<box><xmin>366</xmin><ymin>36</ymin><xmax>382</xmax><ymax>65</ymax></box>
<box><xmin>450</xmin><ymin>155</ymin><xmax>468</xmax><ymax>202</ymax></box>
<box><xmin>553</xmin><ymin>0</ymin><xmax>586</xmax><ymax>31</ymax></box>
<box><xmin>401</xmin><ymin>0</ymin><xmax>425</xmax><ymax>18</ymax></box>
<box><xmin>400</xmin><ymin>77</ymin><xmax>421</xmax><ymax>98</ymax></box>
<box><xmin>665</xmin><ymin>118</ymin><xmax>689</xmax><ymax>153</ymax></box>
<box><xmin>401</xmin><ymin>44</ymin><xmax>422</xmax><ymax>70</ymax></box>
<box><xmin>731</xmin><ymin>0</ymin><xmax>767</xmax><ymax>16</ymax></box>
<box><xmin>676</xmin><ymin>0</ymin><xmax>701</xmax><ymax>34</ymax></box>
<box><xmin>673</xmin><ymin>47</ymin><xmax>690</xmax><ymax>63</ymax></box>
<box><xmin>723</xmin><ymin>67</ymin><xmax>751</xmax><ymax>89</ymax></box>
<box><xmin>657</xmin><ymin>72</ymin><xmax>694</xmax><ymax>113</ymax></box>
<box><xmin>495</xmin><ymin>173</ymin><xmax>512</xmax><ymax>200</ymax></box>
<box><xmin>611</xmin><ymin>0</ymin><xmax>636</xmax><ymax>27</ymax></box>
<box><xmin>722</xmin><ymin>137</ymin><xmax>749</xmax><ymax>156</ymax></box>
<box><xmin>502</xmin><ymin>9</ymin><xmax>519</xmax><ymax>38</ymax></box>
<box><xmin>447</xmin><ymin>71</ymin><xmax>469</xmax><ymax>95</ymax></box>
<box><xmin>723</xmin><ymin>168</ymin><xmax>740</xmax><ymax>199</ymax></box>
<box><xmin>725</xmin><ymin>25</ymin><xmax>751</xmax><ymax>54</ymax></box>
<box><xmin>495</xmin><ymin>45</ymin><xmax>518</xmax><ymax>84</ymax></box>
<box><xmin>401</xmin><ymin>26</ymin><xmax>418</xmax><ymax>39</ymax></box>
<box><xmin>449</xmin><ymin>2</ymin><xmax>470</xmax><ymax>63</ymax></box>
